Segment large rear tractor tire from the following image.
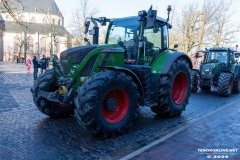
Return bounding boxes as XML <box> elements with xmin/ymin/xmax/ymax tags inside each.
<box><xmin>75</xmin><ymin>70</ymin><xmax>139</xmax><ymax>137</ymax></box>
<box><xmin>191</xmin><ymin>70</ymin><xmax>199</xmax><ymax>93</ymax></box>
<box><xmin>217</xmin><ymin>72</ymin><xmax>233</xmax><ymax>97</ymax></box>
<box><xmin>151</xmin><ymin>58</ymin><xmax>191</xmax><ymax>117</ymax></box>
<box><xmin>232</xmin><ymin>71</ymin><xmax>240</xmax><ymax>93</ymax></box>
<box><xmin>32</xmin><ymin>69</ymin><xmax>75</xmax><ymax>118</ymax></box>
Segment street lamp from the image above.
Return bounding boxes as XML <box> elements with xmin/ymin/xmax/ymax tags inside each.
<box><xmin>36</xmin><ymin>32</ymin><xmax>40</xmax><ymax>59</ymax></box>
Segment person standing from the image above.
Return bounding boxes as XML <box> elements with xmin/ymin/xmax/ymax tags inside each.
<box><xmin>33</xmin><ymin>56</ymin><xmax>39</xmax><ymax>80</ymax></box>
<box><xmin>39</xmin><ymin>55</ymin><xmax>47</xmax><ymax>74</ymax></box>
<box><xmin>26</xmin><ymin>58</ymin><xmax>31</xmax><ymax>72</ymax></box>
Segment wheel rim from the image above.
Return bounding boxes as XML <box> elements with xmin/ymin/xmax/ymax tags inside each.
<box><xmin>102</xmin><ymin>88</ymin><xmax>129</xmax><ymax>124</ymax></box>
<box><xmin>228</xmin><ymin>78</ymin><xmax>232</xmax><ymax>92</ymax></box>
<box><xmin>172</xmin><ymin>72</ymin><xmax>188</xmax><ymax>104</ymax></box>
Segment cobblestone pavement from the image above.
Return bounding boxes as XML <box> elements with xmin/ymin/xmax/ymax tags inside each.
<box><xmin>0</xmin><ymin>62</ymin><xmax>239</xmax><ymax>160</ymax></box>
<box><xmin>126</xmin><ymin>100</ymin><xmax>240</xmax><ymax>160</ymax></box>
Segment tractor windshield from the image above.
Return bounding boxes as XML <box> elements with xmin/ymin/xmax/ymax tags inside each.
<box><xmin>205</xmin><ymin>51</ymin><xmax>228</xmax><ymax>63</ymax></box>
<box><xmin>107</xmin><ymin>17</ymin><xmax>140</xmax><ymax>45</ymax></box>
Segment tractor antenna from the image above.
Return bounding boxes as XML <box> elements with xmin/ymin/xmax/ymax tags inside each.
<box><xmin>166</xmin><ymin>5</ymin><xmax>172</xmax><ymax>22</ymax></box>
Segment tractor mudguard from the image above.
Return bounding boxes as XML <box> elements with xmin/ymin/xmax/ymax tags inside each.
<box><xmin>161</xmin><ymin>51</ymin><xmax>192</xmax><ymax>75</ymax></box>
<box><xmin>151</xmin><ymin>50</ymin><xmax>192</xmax><ymax>75</ymax></box>
<box><xmin>99</xmin><ymin>66</ymin><xmax>144</xmax><ymax>105</ymax></box>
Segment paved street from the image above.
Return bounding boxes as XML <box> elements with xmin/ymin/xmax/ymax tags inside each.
<box><xmin>0</xmin><ymin>61</ymin><xmax>240</xmax><ymax>160</ymax></box>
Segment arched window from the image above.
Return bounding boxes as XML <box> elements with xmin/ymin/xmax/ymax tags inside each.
<box><xmin>27</xmin><ymin>36</ymin><xmax>33</xmax><ymax>53</ymax></box>
<box><xmin>31</xmin><ymin>17</ymin><xmax>36</xmax><ymax>23</ymax></box>
<box><xmin>43</xmin><ymin>17</ymin><xmax>47</xmax><ymax>23</ymax></box>
<box><xmin>58</xmin><ymin>19</ymin><xmax>61</xmax><ymax>26</ymax></box>
<box><xmin>6</xmin><ymin>15</ymin><xmax>11</xmax><ymax>21</ymax></box>
<box><xmin>19</xmin><ymin>15</ymin><xmax>25</xmax><ymax>22</ymax></box>
<box><xmin>52</xmin><ymin>18</ymin><xmax>55</xmax><ymax>25</ymax></box>
<box><xmin>40</xmin><ymin>38</ymin><xmax>46</xmax><ymax>53</ymax></box>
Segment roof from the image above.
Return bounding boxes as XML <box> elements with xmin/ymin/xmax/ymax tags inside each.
<box><xmin>208</xmin><ymin>47</ymin><xmax>234</xmax><ymax>52</ymax></box>
<box><xmin>3</xmin><ymin>21</ymin><xmax>69</xmax><ymax>36</ymax></box>
<box><xmin>111</xmin><ymin>16</ymin><xmax>171</xmax><ymax>29</ymax></box>
<box><xmin>0</xmin><ymin>0</ymin><xmax>62</xmax><ymax>16</ymax></box>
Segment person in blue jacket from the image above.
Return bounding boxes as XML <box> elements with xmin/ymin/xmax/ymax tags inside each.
<box><xmin>33</xmin><ymin>56</ymin><xmax>39</xmax><ymax>80</ymax></box>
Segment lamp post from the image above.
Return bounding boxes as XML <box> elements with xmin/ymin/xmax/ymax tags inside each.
<box><xmin>36</xmin><ymin>32</ymin><xmax>40</xmax><ymax>59</ymax></box>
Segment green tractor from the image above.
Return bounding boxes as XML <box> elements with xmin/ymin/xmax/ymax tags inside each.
<box><xmin>191</xmin><ymin>47</ymin><xmax>240</xmax><ymax>96</ymax></box>
<box><xmin>31</xmin><ymin>6</ymin><xmax>193</xmax><ymax>137</ymax></box>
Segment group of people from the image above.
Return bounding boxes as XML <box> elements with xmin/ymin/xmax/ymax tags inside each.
<box><xmin>26</xmin><ymin>55</ymin><xmax>49</xmax><ymax>80</ymax></box>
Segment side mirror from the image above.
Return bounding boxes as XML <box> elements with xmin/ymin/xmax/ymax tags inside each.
<box><xmin>84</xmin><ymin>21</ymin><xmax>90</xmax><ymax>34</ymax></box>
<box><xmin>146</xmin><ymin>6</ymin><xmax>157</xmax><ymax>29</ymax></box>
<box><xmin>235</xmin><ymin>52</ymin><xmax>239</xmax><ymax>58</ymax></box>
<box><xmin>173</xmin><ymin>44</ymin><xmax>178</xmax><ymax>49</ymax></box>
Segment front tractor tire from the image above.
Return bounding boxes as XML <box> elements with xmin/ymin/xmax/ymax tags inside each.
<box><xmin>151</xmin><ymin>58</ymin><xmax>191</xmax><ymax>117</ymax></box>
<box><xmin>191</xmin><ymin>70</ymin><xmax>199</xmax><ymax>93</ymax></box>
<box><xmin>218</xmin><ymin>72</ymin><xmax>233</xmax><ymax>97</ymax></box>
<box><xmin>232</xmin><ymin>71</ymin><xmax>240</xmax><ymax>93</ymax></box>
<box><xmin>32</xmin><ymin>69</ymin><xmax>75</xmax><ymax>118</ymax></box>
<box><xmin>75</xmin><ymin>70</ymin><xmax>139</xmax><ymax>137</ymax></box>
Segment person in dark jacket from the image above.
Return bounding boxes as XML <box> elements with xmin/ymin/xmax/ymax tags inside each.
<box><xmin>33</xmin><ymin>56</ymin><xmax>39</xmax><ymax>80</ymax></box>
<box><xmin>39</xmin><ymin>55</ymin><xmax>48</xmax><ymax>74</ymax></box>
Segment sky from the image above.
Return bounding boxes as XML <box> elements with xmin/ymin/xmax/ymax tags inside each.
<box><xmin>55</xmin><ymin>0</ymin><xmax>240</xmax><ymax>44</ymax></box>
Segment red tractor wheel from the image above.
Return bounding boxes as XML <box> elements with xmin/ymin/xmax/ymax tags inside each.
<box><xmin>75</xmin><ymin>70</ymin><xmax>139</xmax><ymax>137</ymax></box>
<box><xmin>151</xmin><ymin>58</ymin><xmax>191</xmax><ymax>117</ymax></box>
<box><xmin>218</xmin><ymin>72</ymin><xmax>233</xmax><ymax>97</ymax></box>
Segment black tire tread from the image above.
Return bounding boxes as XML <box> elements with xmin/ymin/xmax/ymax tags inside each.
<box><xmin>75</xmin><ymin>70</ymin><xmax>139</xmax><ymax>137</ymax></box>
<box><xmin>32</xmin><ymin>69</ymin><xmax>74</xmax><ymax>118</ymax></box>
<box><xmin>232</xmin><ymin>71</ymin><xmax>240</xmax><ymax>93</ymax></box>
<box><xmin>217</xmin><ymin>72</ymin><xmax>233</xmax><ymax>97</ymax></box>
<box><xmin>191</xmin><ymin>70</ymin><xmax>199</xmax><ymax>93</ymax></box>
<box><xmin>151</xmin><ymin>58</ymin><xmax>191</xmax><ymax>118</ymax></box>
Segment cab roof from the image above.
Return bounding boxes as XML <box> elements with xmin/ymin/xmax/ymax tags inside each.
<box><xmin>111</xmin><ymin>16</ymin><xmax>172</xmax><ymax>28</ymax></box>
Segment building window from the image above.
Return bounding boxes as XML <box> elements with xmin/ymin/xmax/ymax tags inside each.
<box><xmin>6</xmin><ymin>15</ymin><xmax>11</xmax><ymax>21</ymax></box>
<box><xmin>58</xmin><ymin>19</ymin><xmax>61</xmax><ymax>26</ymax></box>
<box><xmin>40</xmin><ymin>38</ymin><xmax>46</xmax><ymax>54</ymax></box>
<box><xmin>19</xmin><ymin>15</ymin><xmax>25</xmax><ymax>22</ymax></box>
<box><xmin>27</xmin><ymin>36</ymin><xmax>33</xmax><ymax>53</ymax></box>
<box><xmin>52</xmin><ymin>18</ymin><xmax>55</xmax><ymax>25</ymax></box>
<box><xmin>13</xmin><ymin>35</ymin><xmax>19</xmax><ymax>53</ymax></box>
<box><xmin>43</xmin><ymin>17</ymin><xmax>47</xmax><ymax>24</ymax></box>
<box><xmin>31</xmin><ymin>17</ymin><xmax>36</xmax><ymax>23</ymax></box>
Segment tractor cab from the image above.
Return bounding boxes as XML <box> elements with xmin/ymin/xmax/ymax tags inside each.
<box><xmin>201</xmin><ymin>48</ymin><xmax>236</xmax><ymax>73</ymax></box>
<box><xmin>85</xmin><ymin>6</ymin><xmax>172</xmax><ymax>66</ymax></box>
<box><xmin>105</xmin><ymin>16</ymin><xmax>171</xmax><ymax>65</ymax></box>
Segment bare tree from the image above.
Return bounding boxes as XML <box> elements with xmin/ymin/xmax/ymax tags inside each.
<box><xmin>169</xmin><ymin>0</ymin><xmax>239</xmax><ymax>55</ymax></box>
<box><xmin>209</xmin><ymin>1</ymin><xmax>239</xmax><ymax>47</ymax></box>
<box><xmin>177</xmin><ymin>3</ymin><xmax>199</xmax><ymax>54</ymax></box>
<box><xmin>0</xmin><ymin>0</ymin><xmax>25</xmax><ymax>25</ymax></box>
<box><xmin>71</xmin><ymin>0</ymin><xmax>98</xmax><ymax>46</ymax></box>
<box><xmin>197</xmin><ymin>0</ymin><xmax>221</xmax><ymax>50</ymax></box>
